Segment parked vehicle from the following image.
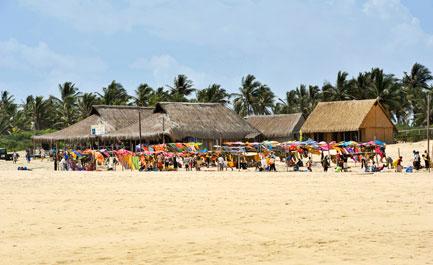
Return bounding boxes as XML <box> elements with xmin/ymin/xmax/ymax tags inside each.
<box><xmin>0</xmin><ymin>148</ymin><xmax>13</xmax><ymax>161</ymax></box>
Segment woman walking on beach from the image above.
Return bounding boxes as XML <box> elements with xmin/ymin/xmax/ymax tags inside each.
<box><xmin>12</xmin><ymin>151</ymin><xmax>18</xmax><ymax>164</ymax></box>
<box><xmin>25</xmin><ymin>149</ymin><xmax>31</xmax><ymax>163</ymax></box>
<box><xmin>321</xmin><ymin>155</ymin><xmax>330</xmax><ymax>172</ymax></box>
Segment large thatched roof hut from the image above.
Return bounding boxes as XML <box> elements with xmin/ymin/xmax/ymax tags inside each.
<box><xmin>245</xmin><ymin>113</ymin><xmax>305</xmax><ymax>141</ymax></box>
<box><xmin>32</xmin><ymin>105</ymin><xmax>153</xmax><ymax>143</ymax></box>
<box><xmin>301</xmin><ymin>99</ymin><xmax>396</xmax><ymax>143</ymax></box>
<box><xmin>101</xmin><ymin>102</ymin><xmax>261</xmax><ymax>146</ymax></box>
<box><xmin>33</xmin><ymin>103</ymin><xmax>261</xmax><ymax>148</ymax></box>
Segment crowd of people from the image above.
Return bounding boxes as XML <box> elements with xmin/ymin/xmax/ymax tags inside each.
<box><xmin>9</xmin><ymin>143</ymin><xmax>433</xmax><ymax>174</ymax></box>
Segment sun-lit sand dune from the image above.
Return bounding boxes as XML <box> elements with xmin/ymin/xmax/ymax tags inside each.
<box><xmin>1</xmin><ymin>141</ymin><xmax>433</xmax><ymax>264</ymax></box>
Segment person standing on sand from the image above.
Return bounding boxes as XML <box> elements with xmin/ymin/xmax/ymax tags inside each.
<box><xmin>53</xmin><ymin>152</ymin><xmax>58</xmax><ymax>171</ymax></box>
<box><xmin>25</xmin><ymin>149</ymin><xmax>31</xmax><ymax>163</ymax></box>
<box><xmin>173</xmin><ymin>155</ymin><xmax>178</xmax><ymax>171</ymax></box>
<box><xmin>195</xmin><ymin>156</ymin><xmax>203</xmax><ymax>171</ymax></box>
<box><xmin>12</xmin><ymin>151</ymin><xmax>18</xmax><ymax>164</ymax></box>
<box><xmin>217</xmin><ymin>155</ymin><xmax>224</xmax><ymax>171</ymax></box>
<box><xmin>184</xmin><ymin>156</ymin><xmax>190</xmax><ymax>171</ymax></box>
<box><xmin>40</xmin><ymin>148</ymin><xmax>46</xmax><ymax>161</ymax></box>
<box><xmin>423</xmin><ymin>150</ymin><xmax>430</xmax><ymax>169</ymax></box>
<box><xmin>269</xmin><ymin>155</ymin><xmax>276</xmax><ymax>172</ymax></box>
<box><xmin>321</xmin><ymin>155</ymin><xmax>329</xmax><ymax>172</ymax></box>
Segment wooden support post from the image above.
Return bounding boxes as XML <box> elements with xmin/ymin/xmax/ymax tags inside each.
<box><xmin>427</xmin><ymin>94</ymin><xmax>430</xmax><ymax>172</ymax></box>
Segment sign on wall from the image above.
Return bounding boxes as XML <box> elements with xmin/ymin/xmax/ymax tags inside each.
<box><xmin>90</xmin><ymin>124</ymin><xmax>106</xmax><ymax>136</ymax></box>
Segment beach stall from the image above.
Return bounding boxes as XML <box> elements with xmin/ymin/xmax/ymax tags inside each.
<box><xmin>246</xmin><ymin>113</ymin><xmax>305</xmax><ymax>141</ymax></box>
<box><xmin>301</xmin><ymin>99</ymin><xmax>396</xmax><ymax>143</ymax></box>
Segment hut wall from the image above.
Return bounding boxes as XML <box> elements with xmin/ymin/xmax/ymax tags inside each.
<box><xmin>322</xmin><ymin>132</ymin><xmax>359</xmax><ymax>142</ymax></box>
<box><xmin>360</xmin><ymin>104</ymin><xmax>394</xmax><ymax>143</ymax></box>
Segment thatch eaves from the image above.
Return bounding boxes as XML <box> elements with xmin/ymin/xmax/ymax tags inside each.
<box><xmin>246</xmin><ymin>113</ymin><xmax>304</xmax><ymax>139</ymax></box>
<box><xmin>32</xmin><ymin>105</ymin><xmax>153</xmax><ymax>143</ymax></box>
<box><xmin>32</xmin><ymin>114</ymin><xmax>105</xmax><ymax>142</ymax></box>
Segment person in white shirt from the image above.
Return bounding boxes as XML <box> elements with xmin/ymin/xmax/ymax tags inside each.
<box><xmin>217</xmin><ymin>156</ymin><xmax>224</xmax><ymax>171</ymax></box>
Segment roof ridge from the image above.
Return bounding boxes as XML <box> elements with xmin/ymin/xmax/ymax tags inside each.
<box><xmin>158</xmin><ymin>102</ymin><xmax>222</xmax><ymax>105</ymax></box>
<box><xmin>93</xmin><ymin>105</ymin><xmax>153</xmax><ymax>109</ymax></box>
<box><xmin>246</xmin><ymin>113</ymin><xmax>302</xmax><ymax>118</ymax></box>
<box><xmin>318</xmin><ymin>99</ymin><xmax>377</xmax><ymax>105</ymax></box>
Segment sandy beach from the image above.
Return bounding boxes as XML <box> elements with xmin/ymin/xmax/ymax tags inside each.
<box><xmin>1</xmin><ymin>143</ymin><xmax>433</xmax><ymax>264</ymax></box>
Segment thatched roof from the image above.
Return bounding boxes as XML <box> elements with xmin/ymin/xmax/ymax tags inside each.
<box><xmin>32</xmin><ymin>105</ymin><xmax>152</xmax><ymax>142</ymax></box>
<box><xmin>32</xmin><ymin>114</ymin><xmax>103</xmax><ymax>142</ymax></box>
<box><xmin>154</xmin><ymin>102</ymin><xmax>261</xmax><ymax>140</ymax></box>
<box><xmin>301</xmin><ymin>99</ymin><xmax>391</xmax><ymax>133</ymax></box>
<box><xmin>92</xmin><ymin>105</ymin><xmax>153</xmax><ymax>130</ymax></box>
<box><xmin>103</xmin><ymin>102</ymin><xmax>261</xmax><ymax>141</ymax></box>
<box><xmin>101</xmin><ymin>113</ymin><xmax>173</xmax><ymax>141</ymax></box>
<box><xmin>34</xmin><ymin>103</ymin><xmax>261</xmax><ymax>143</ymax></box>
<box><xmin>246</xmin><ymin>113</ymin><xmax>304</xmax><ymax>139</ymax></box>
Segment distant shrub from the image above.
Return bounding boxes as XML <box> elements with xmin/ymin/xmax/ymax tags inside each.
<box><xmin>0</xmin><ymin>129</ymin><xmax>56</xmax><ymax>151</ymax></box>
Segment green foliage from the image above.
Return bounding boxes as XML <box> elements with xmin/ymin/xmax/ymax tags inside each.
<box><xmin>98</xmin><ymin>80</ymin><xmax>131</xmax><ymax>105</ymax></box>
<box><xmin>1</xmin><ymin>63</ymin><xmax>433</xmax><ymax>144</ymax></box>
<box><xmin>0</xmin><ymin>129</ymin><xmax>55</xmax><ymax>151</ymax></box>
<box><xmin>232</xmin><ymin>74</ymin><xmax>275</xmax><ymax>116</ymax></box>
<box><xmin>167</xmin><ymin>74</ymin><xmax>195</xmax><ymax>102</ymax></box>
<box><xmin>196</xmin><ymin>84</ymin><xmax>230</xmax><ymax>105</ymax></box>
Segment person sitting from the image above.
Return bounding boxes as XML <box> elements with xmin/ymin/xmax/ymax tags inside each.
<box><xmin>385</xmin><ymin>156</ymin><xmax>393</xmax><ymax>169</ymax></box>
<box><xmin>396</xmin><ymin>156</ymin><xmax>403</xmax><ymax>172</ymax></box>
<box><xmin>306</xmin><ymin>156</ymin><xmax>313</xmax><ymax>172</ymax></box>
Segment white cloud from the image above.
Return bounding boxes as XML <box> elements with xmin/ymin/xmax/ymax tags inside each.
<box><xmin>130</xmin><ymin>54</ymin><xmax>209</xmax><ymax>88</ymax></box>
<box><xmin>13</xmin><ymin>0</ymin><xmax>433</xmax><ymax>96</ymax></box>
<box><xmin>0</xmin><ymin>39</ymin><xmax>106</xmax><ymax>73</ymax></box>
<box><xmin>0</xmin><ymin>39</ymin><xmax>107</xmax><ymax>98</ymax></box>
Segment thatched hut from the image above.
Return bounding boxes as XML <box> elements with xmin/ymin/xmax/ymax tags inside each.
<box><xmin>33</xmin><ymin>103</ymin><xmax>261</xmax><ymax>149</ymax></box>
<box><xmin>32</xmin><ymin>105</ymin><xmax>153</xmax><ymax>144</ymax></box>
<box><xmin>102</xmin><ymin>102</ymin><xmax>262</xmax><ymax>148</ymax></box>
<box><xmin>245</xmin><ymin>113</ymin><xmax>305</xmax><ymax>141</ymax></box>
<box><xmin>300</xmin><ymin>99</ymin><xmax>396</xmax><ymax>143</ymax></box>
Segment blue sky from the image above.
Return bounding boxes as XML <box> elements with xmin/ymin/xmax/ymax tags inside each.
<box><xmin>1</xmin><ymin>0</ymin><xmax>433</xmax><ymax>101</ymax></box>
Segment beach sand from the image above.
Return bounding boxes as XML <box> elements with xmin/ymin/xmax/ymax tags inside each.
<box><xmin>1</xmin><ymin>142</ymin><xmax>433</xmax><ymax>264</ymax></box>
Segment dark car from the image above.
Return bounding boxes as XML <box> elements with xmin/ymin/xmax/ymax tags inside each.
<box><xmin>0</xmin><ymin>148</ymin><xmax>13</xmax><ymax>161</ymax></box>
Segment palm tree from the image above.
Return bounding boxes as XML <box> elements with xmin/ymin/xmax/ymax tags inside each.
<box><xmin>30</xmin><ymin>96</ymin><xmax>51</xmax><ymax>130</ymax></box>
<box><xmin>0</xmin><ymin>90</ymin><xmax>17</xmax><ymax>134</ymax></box>
<box><xmin>322</xmin><ymin>71</ymin><xmax>352</xmax><ymax>101</ymax></box>
<box><xmin>232</xmin><ymin>74</ymin><xmax>262</xmax><ymax>117</ymax></box>
<box><xmin>78</xmin><ymin>92</ymin><xmax>99</xmax><ymax>120</ymax></box>
<box><xmin>413</xmin><ymin>90</ymin><xmax>433</xmax><ymax>126</ymax></box>
<box><xmin>134</xmin><ymin>83</ymin><xmax>154</xmax><ymax>106</ymax></box>
<box><xmin>51</xmin><ymin>82</ymin><xmax>80</xmax><ymax>128</ymax></box>
<box><xmin>348</xmin><ymin>72</ymin><xmax>373</xmax><ymax>99</ymax></box>
<box><xmin>98</xmin><ymin>80</ymin><xmax>131</xmax><ymax>105</ymax></box>
<box><xmin>403</xmin><ymin>63</ymin><xmax>432</xmax><ymax>92</ymax></box>
<box><xmin>252</xmin><ymin>84</ymin><xmax>275</xmax><ymax>115</ymax></box>
<box><xmin>368</xmin><ymin>68</ymin><xmax>401</xmax><ymax>120</ymax></box>
<box><xmin>275</xmin><ymin>85</ymin><xmax>320</xmax><ymax>116</ymax></box>
<box><xmin>402</xmin><ymin>63</ymin><xmax>433</xmax><ymax>124</ymax></box>
<box><xmin>196</xmin><ymin>84</ymin><xmax>230</xmax><ymax>104</ymax></box>
<box><xmin>148</xmin><ymin>87</ymin><xmax>170</xmax><ymax>106</ymax></box>
<box><xmin>273</xmin><ymin>90</ymin><xmax>298</xmax><ymax>114</ymax></box>
<box><xmin>167</xmin><ymin>74</ymin><xmax>195</xmax><ymax>102</ymax></box>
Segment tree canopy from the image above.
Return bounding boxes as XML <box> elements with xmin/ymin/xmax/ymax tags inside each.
<box><xmin>1</xmin><ymin>62</ymin><xmax>432</xmax><ymax>137</ymax></box>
